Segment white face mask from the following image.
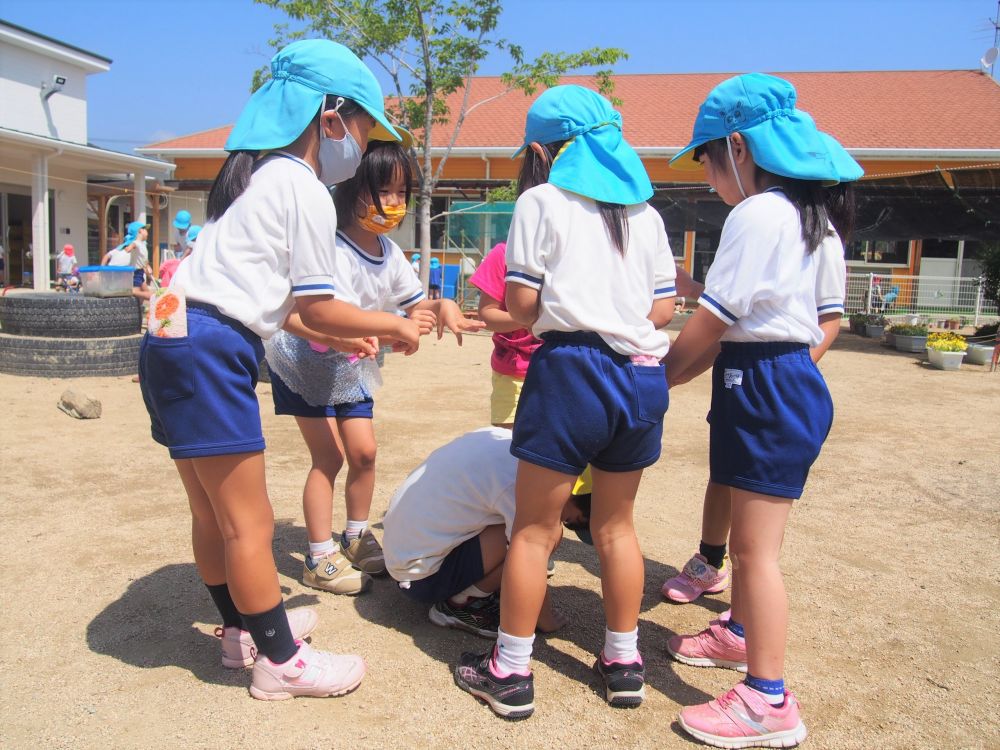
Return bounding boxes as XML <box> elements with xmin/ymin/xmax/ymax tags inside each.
<box><xmin>317</xmin><ymin>98</ymin><xmax>363</xmax><ymax>187</ymax></box>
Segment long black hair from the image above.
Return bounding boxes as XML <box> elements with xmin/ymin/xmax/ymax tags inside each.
<box><xmin>517</xmin><ymin>140</ymin><xmax>630</xmax><ymax>255</ymax></box>
<box><xmin>694</xmin><ymin>137</ymin><xmax>855</xmax><ymax>254</ymax></box>
<box><xmin>206</xmin><ymin>95</ymin><xmax>365</xmax><ymax>221</ymax></box>
<box><xmin>333</xmin><ymin>140</ymin><xmax>414</xmax><ymax>227</ymax></box>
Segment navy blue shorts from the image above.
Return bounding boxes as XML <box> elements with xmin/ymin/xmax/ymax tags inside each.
<box><xmin>400</xmin><ymin>535</ymin><xmax>485</xmax><ymax>604</ymax></box>
<box><xmin>133</xmin><ymin>269</ymin><xmax>144</xmax><ymax>287</ymax></box>
<box><xmin>270</xmin><ymin>370</ymin><xmax>375</xmax><ymax>419</ymax></box>
<box><xmin>139</xmin><ymin>303</ymin><xmax>266</xmax><ymax>459</ymax></box>
<box><xmin>511</xmin><ymin>332</ymin><xmax>668</xmax><ymax>475</ymax></box>
<box><xmin>709</xmin><ymin>342</ymin><xmax>833</xmax><ymax>499</ymax></box>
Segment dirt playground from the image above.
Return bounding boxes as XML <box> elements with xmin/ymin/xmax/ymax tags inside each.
<box><xmin>1</xmin><ymin>326</ymin><xmax>997</xmax><ymax>749</ymax></box>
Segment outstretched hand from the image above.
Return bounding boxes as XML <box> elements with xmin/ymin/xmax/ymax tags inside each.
<box><xmin>409</xmin><ymin>308</ymin><xmax>437</xmax><ymax>337</ymax></box>
<box><xmin>436</xmin><ymin>299</ymin><xmax>486</xmax><ymax>344</ymax></box>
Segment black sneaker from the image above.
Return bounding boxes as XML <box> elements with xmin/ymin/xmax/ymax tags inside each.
<box><xmin>594</xmin><ymin>653</ymin><xmax>645</xmax><ymax>708</ymax></box>
<box><xmin>547</xmin><ymin>558</ymin><xmax>556</xmax><ymax>578</ymax></box>
<box><xmin>454</xmin><ymin>648</ymin><xmax>534</xmax><ymax>719</ymax></box>
<box><xmin>429</xmin><ymin>592</ymin><xmax>500</xmax><ymax>638</ymax></box>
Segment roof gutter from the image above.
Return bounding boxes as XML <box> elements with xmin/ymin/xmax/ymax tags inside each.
<box><xmin>2</xmin><ymin>128</ymin><xmax>175</xmax><ymax>175</ymax></box>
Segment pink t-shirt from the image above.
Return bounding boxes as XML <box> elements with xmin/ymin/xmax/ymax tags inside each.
<box><xmin>469</xmin><ymin>242</ymin><xmax>542</xmax><ymax>378</ymax></box>
<box><xmin>158</xmin><ymin>258</ymin><xmax>182</xmax><ymax>287</ymax></box>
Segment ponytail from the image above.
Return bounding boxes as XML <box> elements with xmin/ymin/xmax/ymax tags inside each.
<box><xmin>206</xmin><ymin>151</ymin><xmax>258</xmax><ymax>221</ymax></box>
<box><xmin>824</xmin><ymin>182</ymin><xmax>856</xmax><ymax>245</ymax></box>
<box><xmin>518</xmin><ymin>140</ymin><xmax>629</xmax><ymax>255</ymax></box>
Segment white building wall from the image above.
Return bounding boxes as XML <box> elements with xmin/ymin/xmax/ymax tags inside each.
<box><xmin>0</xmin><ymin>42</ymin><xmax>91</xmax><ymax>143</ymax></box>
<box><xmin>49</xmin><ymin>165</ymin><xmax>89</xmax><ymax>265</ymax></box>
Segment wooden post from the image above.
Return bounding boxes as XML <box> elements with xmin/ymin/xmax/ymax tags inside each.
<box><xmin>98</xmin><ymin>194</ymin><xmax>108</xmax><ymax>259</ymax></box>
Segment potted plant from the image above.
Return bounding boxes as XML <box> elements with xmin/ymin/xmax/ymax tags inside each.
<box><xmin>865</xmin><ymin>313</ymin><xmax>888</xmax><ymax>339</ymax></box>
<box><xmin>890</xmin><ymin>323</ymin><xmax>928</xmax><ymax>353</ymax></box>
<box><xmin>926</xmin><ymin>332</ymin><xmax>968</xmax><ymax>370</ymax></box>
<box><xmin>966</xmin><ymin>341</ymin><xmax>994</xmax><ymax>365</ymax></box>
<box><xmin>849</xmin><ymin>313</ymin><xmax>867</xmax><ymax>335</ymax></box>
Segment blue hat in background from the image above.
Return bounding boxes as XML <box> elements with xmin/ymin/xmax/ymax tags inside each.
<box><xmin>412</xmin><ymin>253</ymin><xmax>420</xmax><ymax>261</ymax></box>
<box><xmin>122</xmin><ymin>220</ymin><xmax>148</xmax><ymax>244</ymax></box>
<box><xmin>514</xmin><ymin>85</ymin><xmax>653</xmax><ymax>205</ymax></box>
<box><xmin>670</xmin><ymin>74</ymin><xmax>837</xmax><ymax>182</ymax></box>
<box><xmin>819</xmin><ymin>132</ymin><xmax>864</xmax><ymax>182</ymax></box>
<box><xmin>429</xmin><ymin>257</ymin><xmax>441</xmax><ymax>269</ymax></box>
<box><xmin>226</xmin><ymin>39</ymin><xmax>401</xmax><ymax>152</ymax></box>
<box><xmin>186</xmin><ymin>224</ymin><xmax>202</xmax><ymax>243</ymax></box>
<box><xmin>173</xmin><ymin>210</ymin><xmax>192</xmax><ymax>230</ymax></box>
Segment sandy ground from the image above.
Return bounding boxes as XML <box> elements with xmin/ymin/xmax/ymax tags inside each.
<box><xmin>1</xmin><ymin>324</ymin><xmax>998</xmax><ymax>750</ymax></box>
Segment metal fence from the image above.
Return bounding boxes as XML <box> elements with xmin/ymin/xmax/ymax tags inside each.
<box><xmin>845</xmin><ymin>273</ymin><xmax>999</xmax><ymax>325</ymax></box>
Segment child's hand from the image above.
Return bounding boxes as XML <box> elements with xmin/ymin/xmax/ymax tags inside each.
<box><xmin>436</xmin><ymin>299</ymin><xmax>486</xmax><ymax>344</ymax></box>
<box><xmin>409</xmin><ymin>308</ymin><xmax>436</xmax><ymax>336</ymax></box>
<box><xmin>392</xmin><ymin>317</ymin><xmax>422</xmax><ymax>356</ymax></box>
<box><xmin>354</xmin><ymin>336</ymin><xmax>379</xmax><ymax>359</ymax></box>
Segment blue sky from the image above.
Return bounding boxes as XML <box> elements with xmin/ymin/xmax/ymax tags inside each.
<box><xmin>3</xmin><ymin>0</ymin><xmax>998</xmax><ymax>153</ymax></box>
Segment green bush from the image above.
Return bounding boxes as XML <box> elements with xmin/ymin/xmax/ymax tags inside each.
<box><xmin>973</xmin><ymin>321</ymin><xmax>998</xmax><ymax>339</ymax></box>
<box><xmin>889</xmin><ymin>323</ymin><xmax>928</xmax><ymax>336</ymax></box>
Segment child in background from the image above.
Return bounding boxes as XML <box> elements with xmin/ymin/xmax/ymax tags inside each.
<box><xmin>172</xmin><ymin>210</ymin><xmax>192</xmax><ymax>258</ymax></box>
<box><xmin>454</xmin><ymin>86</ymin><xmax>676</xmax><ymax>719</ymax></box>
<box><xmin>664</xmin><ymin>74</ymin><xmax>857</xmax><ymax>748</ymax></box>
<box><xmin>468</xmin><ymin>241</ymin><xmax>542</xmax><ymax>429</ymax></box>
<box><xmin>55</xmin><ymin>244</ymin><xmax>79</xmax><ymax>290</ymax></box>
<box><xmin>140</xmin><ymin>40</ymin><xmax>422</xmax><ymax>701</ymax></box>
<box><xmin>159</xmin><ymin>225</ymin><xmax>200</xmax><ymax>287</ymax></box>
<box><xmin>428</xmin><ymin>257</ymin><xmax>443</xmax><ymax>299</ymax></box>
<box><xmin>266</xmin><ymin>136</ymin><xmax>483</xmax><ymax>597</ymax></box>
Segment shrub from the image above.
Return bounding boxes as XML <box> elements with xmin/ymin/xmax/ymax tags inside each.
<box><xmin>973</xmin><ymin>322</ymin><xmax>998</xmax><ymax>339</ymax></box>
<box><xmin>889</xmin><ymin>323</ymin><xmax>928</xmax><ymax>336</ymax></box>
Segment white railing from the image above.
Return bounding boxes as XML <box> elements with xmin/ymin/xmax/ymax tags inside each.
<box><xmin>845</xmin><ymin>273</ymin><xmax>999</xmax><ymax>325</ymax></box>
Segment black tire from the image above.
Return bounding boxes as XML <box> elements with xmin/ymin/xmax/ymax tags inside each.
<box><xmin>0</xmin><ymin>293</ymin><xmax>142</xmax><ymax>338</ymax></box>
<box><xmin>0</xmin><ymin>332</ymin><xmax>141</xmax><ymax>377</ymax></box>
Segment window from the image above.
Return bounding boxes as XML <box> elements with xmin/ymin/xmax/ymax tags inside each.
<box><xmin>429</xmin><ymin>196</ymin><xmax>447</xmax><ymax>249</ymax></box>
<box><xmin>845</xmin><ymin>239</ymin><xmax>909</xmax><ymax>267</ymax></box>
<box><xmin>667</xmin><ymin>231</ymin><xmax>685</xmax><ymax>260</ymax></box>
<box><xmin>920</xmin><ymin>239</ymin><xmax>958</xmax><ymax>259</ymax></box>
<box><xmin>692</xmin><ymin>229</ymin><xmax>721</xmax><ymax>283</ymax></box>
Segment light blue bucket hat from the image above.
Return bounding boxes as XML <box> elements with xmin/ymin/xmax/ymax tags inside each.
<box><xmin>173</xmin><ymin>209</ymin><xmax>191</xmax><ymax>230</ymax></box>
<box><xmin>819</xmin><ymin>132</ymin><xmax>864</xmax><ymax>182</ymax></box>
<box><xmin>514</xmin><ymin>85</ymin><xmax>652</xmax><ymax>205</ymax></box>
<box><xmin>670</xmin><ymin>73</ymin><xmax>839</xmax><ymax>182</ymax></box>
<box><xmin>226</xmin><ymin>39</ymin><xmax>400</xmax><ymax>152</ymax></box>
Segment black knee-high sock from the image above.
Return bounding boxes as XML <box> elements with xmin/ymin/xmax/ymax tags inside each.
<box><xmin>699</xmin><ymin>541</ymin><xmax>727</xmax><ymax>570</ymax></box>
<box><xmin>241</xmin><ymin>601</ymin><xmax>297</xmax><ymax>664</ymax></box>
<box><xmin>206</xmin><ymin>583</ymin><xmax>243</xmax><ymax>630</ymax></box>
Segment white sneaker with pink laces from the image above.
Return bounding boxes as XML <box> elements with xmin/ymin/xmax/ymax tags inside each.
<box><xmin>249</xmin><ymin>641</ymin><xmax>366</xmax><ymax>700</ymax></box>
<box><xmin>215</xmin><ymin>607</ymin><xmax>319</xmax><ymax>668</ymax></box>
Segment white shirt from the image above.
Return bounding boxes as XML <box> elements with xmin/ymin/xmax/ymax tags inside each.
<box><xmin>129</xmin><ymin>240</ymin><xmax>148</xmax><ymax>269</ymax></box>
<box><xmin>172</xmin><ymin>153</ymin><xmax>340</xmax><ymax>339</ymax></box>
<box><xmin>56</xmin><ymin>253</ymin><xmax>75</xmax><ymax>274</ymax></box>
<box><xmin>332</xmin><ymin>231</ymin><xmax>424</xmax><ymax>312</ymax></box>
<box><xmin>699</xmin><ymin>190</ymin><xmax>845</xmax><ymax>347</ymax></box>
<box><xmin>174</xmin><ymin>228</ymin><xmax>189</xmax><ymax>253</ymax></box>
<box><xmin>504</xmin><ymin>183</ymin><xmax>676</xmax><ymax>359</ymax></box>
<box><xmin>382</xmin><ymin>427</ymin><xmax>517</xmax><ymax>583</ymax></box>
<box><xmin>106</xmin><ymin>248</ymin><xmax>131</xmax><ymax>266</ymax></box>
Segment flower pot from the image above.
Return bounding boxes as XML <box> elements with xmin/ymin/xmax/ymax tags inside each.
<box><xmin>926</xmin><ymin>347</ymin><xmax>966</xmax><ymax>371</ymax></box>
<box><xmin>894</xmin><ymin>334</ymin><xmax>928</xmax><ymax>353</ymax></box>
<box><xmin>966</xmin><ymin>343</ymin><xmax>993</xmax><ymax>366</ymax></box>
<box><xmin>865</xmin><ymin>324</ymin><xmax>885</xmax><ymax>338</ymax></box>
<box><xmin>883</xmin><ymin>332</ymin><xmax>896</xmax><ymax>348</ymax></box>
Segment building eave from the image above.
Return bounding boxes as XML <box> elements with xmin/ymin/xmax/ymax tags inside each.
<box><xmin>0</xmin><ymin>20</ymin><xmax>111</xmax><ymax>73</ymax></box>
<box><xmin>0</xmin><ymin>127</ymin><xmax>175</xmax><ymax>176</ymax></box>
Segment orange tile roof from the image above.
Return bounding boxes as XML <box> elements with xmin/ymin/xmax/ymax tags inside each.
<box><xmin>143</xmin><ymin>70</ymin><xmax>1000</xmax><ymax>152</ymax></box>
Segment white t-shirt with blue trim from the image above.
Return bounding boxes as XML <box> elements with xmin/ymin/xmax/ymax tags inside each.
<box><xmin>332</xmin><ymin>231</ymin><xmax>425</xmax><ymax>313</ymax></box>
<box><xmin>172</xmin><ymin>153</ymin><xmax>340</xmax><ymax>339</ymax></box>
<box><xmin>504</xmin><ymin>183</ymin><xmax>676</xmax><ymax>359</ymax></box>
<box><xmin>699</xmin><ymin>190</ymin><xmax>845</xmax><ymax>347</ymax></box>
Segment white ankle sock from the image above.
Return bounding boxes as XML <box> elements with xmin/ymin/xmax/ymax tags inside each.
<box><xmin>344</xmin><ymin>519</ymin><xmax>368</xmax><ymax>541</ymax></box>
<box><xmin>493</xmin><ymin>628</ymin><xmax>534</xmax><ymax>676</ymax></box>
<box><xmin>603</xmin><ymin>627</ymin><xmax>639</xmax><ymax>664</ymax></box>
<box><xmin>450</xmin><ymin>584</ymin><xmax>490</xmax><ymax>605</ymax></box>
<box><xmin>308</xmin><ymin>537</ymin><xmax>336</xmax><ymax>561</ymax></box>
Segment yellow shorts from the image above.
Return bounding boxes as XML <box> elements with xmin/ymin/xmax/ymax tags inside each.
<box><xmin>490</xmin><ymin>372</ymin><xmax>524</xmax><ymax>426</ymax></box>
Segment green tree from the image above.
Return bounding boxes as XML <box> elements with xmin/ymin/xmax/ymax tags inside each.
<box><xmin>980</xmin><ymin>242</ymin><xmax>1000</xmax><ymax>306</ymax></box>
<box><xmin>254</xmin><ymin>0</ymin><xmax>626</xmax><ymax>290</ymax></box>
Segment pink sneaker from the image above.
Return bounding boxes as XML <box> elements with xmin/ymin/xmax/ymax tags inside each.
<box><xmin>662</xmin><ymin>554</ymin><xmax>730</xmax><ymax>603</ymax></box>
<box><xmin>249</xmin><ymin>641</ymin><xmax>366</xmax><ymax>700</ymax></box>
<box><xmin>667</xmin><ymin>620</ymin><xmax>747</xmax><ymax>673</ymax></box>
<box><xmin>678</xmin><ymin>683</ymin><xmax>807</xmax><ymax>748</ymax></box>
<box><xmin>215</xmin><ymin>607</ymin><xmax>320</xmax><ymax>669</ymax></box>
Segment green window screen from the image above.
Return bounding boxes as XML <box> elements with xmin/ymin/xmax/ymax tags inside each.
<box><xmin>446</xmin><ymin>201</ymin><xmax>515</xmax><ymax>251</ymax></box>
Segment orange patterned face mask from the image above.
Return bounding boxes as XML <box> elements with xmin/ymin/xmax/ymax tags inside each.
<box><xmin>357</xmin><ymin>203</ymin><xmax>406</xmax><ymax>234</ymax></box>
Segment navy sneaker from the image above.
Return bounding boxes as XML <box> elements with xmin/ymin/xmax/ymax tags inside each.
<box><xmin>594</xmin><ymin>653</ymin><xmax>645</xmax><ymax>708</ymax></box>
<box><xmin>454</xmin><ymin>647</ymin><xmax>534</xmax><ymax>720</ymax></box>
<box><xmin>429</xmin><ymin>592</ymin><xmax>500</xmax><ymax>638</ymax></box>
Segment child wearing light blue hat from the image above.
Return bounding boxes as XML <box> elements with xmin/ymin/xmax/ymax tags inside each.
<box><xmin>454</xmin><ymin>85</ymin><xmax>678</xmax><ymax>719</ymax></box>
<box><xmin>139</xmin><ymin>39</ymin><xmax>426</xmax><ymax>702</ymax></box>
<box><xmin>663</xmin><ymin>73</ymin><xmax>861</xmax><ymax>748</ymax></box>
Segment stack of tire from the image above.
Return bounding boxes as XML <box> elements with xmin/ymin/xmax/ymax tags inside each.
<box><xmin>0</xmin><ymin>293</ymin><xmax>143</xmax><ymax>377</ymax></box>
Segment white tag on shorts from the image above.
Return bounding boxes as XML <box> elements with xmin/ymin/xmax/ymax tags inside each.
<box><xmin>724</xmin><ymin>368</ymin><xmax>743</xmax><ymax>389</ymax></box>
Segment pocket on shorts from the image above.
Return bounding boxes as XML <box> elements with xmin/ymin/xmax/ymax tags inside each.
<box><xmin>629</xmin><ymin>363</ymin><xmax>669</xmax><ymax>424</ymax></box>
<box><xmin>142</xmin><ymin>335</ymin><xmax>194</xmax><ymax>401</ymax></box>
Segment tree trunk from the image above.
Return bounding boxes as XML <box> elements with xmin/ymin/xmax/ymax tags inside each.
<box><xmin>418</xmin><ymin>184</ymin><xmax>432</xmax><ymax>293</ymax></box>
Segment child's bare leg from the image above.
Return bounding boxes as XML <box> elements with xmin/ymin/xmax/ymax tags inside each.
<box><xmin>499</xmin><ymin>462</ymin><xmax>574</xmax><ymax>637</ymax></box>
<box><xmin>729</xmin><ymin>489</ymin><xmax>793</xmax><ymax>680</ymax></box>
<box><xmin>590</xmin><ymin>467</ymin><xmax>644</xmax><ymax>633</ymax></box>
<box><xmin>470</xmin><ymin>523</ymin><xmax>508</xmax><ymax>594</ymax></box>
<box><xmin>294</xmin><ymin>416</ymin><xmax>345</xmax><ymax>544</ymax></box>
<box><xmin>337</xmin><ymin>417</ymin><xmax>377</xmax><ymax>526</ymax></box>
<box><xmin>701</xmin><ymin>480</ymin><xmax>732</xmax><ymax>547</ymax></box>
<box><xmin>176</xmin><ymin>458</ymin><xmax>225</xmax><ymax>584</ymax></box>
